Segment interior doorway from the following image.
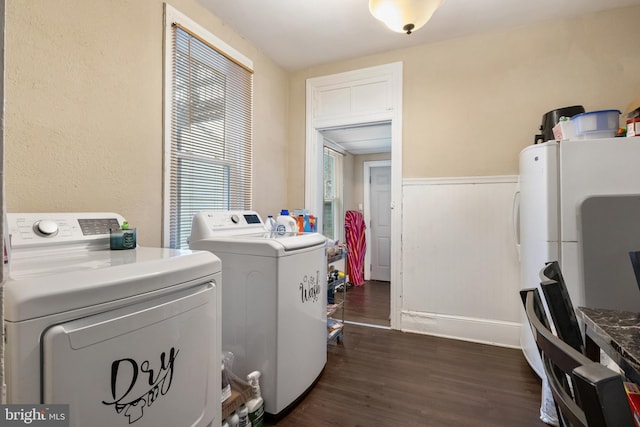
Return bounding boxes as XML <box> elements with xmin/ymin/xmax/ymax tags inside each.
<box><xmin>305</xmin><ymin>62</ymin><xmax>402</xmax><ymax>329</ymax></box>
<box><xmin>320</xmin><ymin>124</ymin><xmax>391</xmax><ymax>328</ymax></box>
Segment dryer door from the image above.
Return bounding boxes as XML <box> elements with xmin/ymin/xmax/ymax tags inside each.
<box><xmin>42</xmin><ymin>282</ymin><xmax>219</xmax><ymax>427</ymax></box>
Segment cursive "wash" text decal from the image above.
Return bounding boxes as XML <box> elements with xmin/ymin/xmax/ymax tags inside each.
<box><xmin>102</xmin><ymin>347</ymin><xmax>179</xmax><ymax>424</ymax></box>
<box><xmin>300</xmin><ymin>271</ymin><xmax>321</xmax><ymax>304</ymax></box>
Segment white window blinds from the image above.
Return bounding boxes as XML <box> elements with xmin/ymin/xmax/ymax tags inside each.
<box><xmin>323</xmin><ymin>147</ymin><xmax>343</xmax><ymax>242</ymax></box>
<box><xmin>165</xmin><ymin>19</ymin><xmax>253</xmax><ymax>249</ymax></box>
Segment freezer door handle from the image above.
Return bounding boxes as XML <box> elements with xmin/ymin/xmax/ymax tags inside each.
<box><xmin>512</xmin><ymin>188</ymin><xmax>521</xmax><ymax>260</ymax></box>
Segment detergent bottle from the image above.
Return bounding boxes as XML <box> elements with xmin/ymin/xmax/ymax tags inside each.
<box><xmin>275</xmin><ymin>210</ymin><xmax>297</xmax><ymax>235</ymax></box>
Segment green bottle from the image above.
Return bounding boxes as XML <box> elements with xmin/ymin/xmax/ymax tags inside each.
<box><xmin>246</xmin><ymin>371</ymin><xmax>264</xmax><ymax>427</ymax></box>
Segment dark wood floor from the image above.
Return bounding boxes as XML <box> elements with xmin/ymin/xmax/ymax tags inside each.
<box><xmin>339</xmin><ymin>280</ymin><xmax>391</xmax><ymax>327</ymax></box>
<box><xmin>264</xmin><ymin>280</ymin><xmax>545</xmax><ymax>425</ymax></box>
<box><xmin>266</xmin><ymin>323</ymin><xmax>546</xmax><ymax>426</ymax></box>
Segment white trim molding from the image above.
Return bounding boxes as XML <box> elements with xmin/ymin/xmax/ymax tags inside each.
<box><xmin>306</xmin><ymin>62</ymin><xmax>403</xmax><ymax>328</ymax></box>
<box><xmin>400</xmin><ymin>310</ymin><xmax>521</xmax><ymax>349</ymax></box>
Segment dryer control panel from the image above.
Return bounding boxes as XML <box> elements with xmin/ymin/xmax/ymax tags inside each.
<box><xmin>7</xmin><ymin>212</ymin><xmax>126</xmax><ymax>250</ymax></box>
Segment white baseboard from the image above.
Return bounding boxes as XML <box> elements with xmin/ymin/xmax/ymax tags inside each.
<box><xmin>400</xmin><ymin>310</ymin><xmax>521</xmax><ymax>349</ymax></box>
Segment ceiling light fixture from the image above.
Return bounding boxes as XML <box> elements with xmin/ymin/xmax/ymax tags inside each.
<box><xmin>369</xmin><ymin>0</ymin><xmax>444</xmax><ymax>35</ymax></box>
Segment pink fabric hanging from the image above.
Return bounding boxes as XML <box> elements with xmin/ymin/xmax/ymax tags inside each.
<box><xmin>345</xmin><ymin>210</ymin><xmax>366</xmax><ymax>286</ymax></box>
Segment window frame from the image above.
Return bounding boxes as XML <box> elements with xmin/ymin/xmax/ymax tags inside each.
<box><xmin>323</xmin><ymin>146</ymin><xmax>344</xmax><ymax>242</ymax></box>
<box><xmin>162</xmin><ymin>4</ymin><xmax>254</xmax><ymax>248</ymax></box>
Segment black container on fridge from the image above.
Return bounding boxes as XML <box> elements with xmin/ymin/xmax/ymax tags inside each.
<box><xmin>535</xmin><ymin>105</ymin><xmax>585</xmax><ymax>144</ymax></box>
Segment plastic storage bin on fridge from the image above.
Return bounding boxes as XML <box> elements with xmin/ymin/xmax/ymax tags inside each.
<box><xmin>572</xmin><ymin>110</ymin><xmax>621</xmax><ymax>139</ymax></box>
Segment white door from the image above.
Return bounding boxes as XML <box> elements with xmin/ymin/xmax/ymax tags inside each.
<box><xmin>370</xmin><ymin>166</ymin><xmax>391</xmax><ymax>281</ymax></box>
<box><xmin>41</xmin><ymin>283</ymin><xmax>219</xmax><ymax>427</ymax></box>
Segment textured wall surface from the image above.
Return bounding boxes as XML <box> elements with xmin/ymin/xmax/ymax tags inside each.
<box><xmin>5</xmin><ymin>0</ymin><xmax>289</xmax><ymax>245</ymax></box>
<box><xmin>288</xmin><ymin>5</ymin><xmax>640</xmax><ymax>208</ymax></box>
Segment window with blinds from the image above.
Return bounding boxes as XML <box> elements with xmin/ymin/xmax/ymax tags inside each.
<box><xmin>163</xmin><ymin>7</ymin><xmax>253</xmax><ymax>249</ymax></box>
<box><xmin>323</xmin><ymin>147</ymin><xmax>344</xmax><ymax>242</ymax></box>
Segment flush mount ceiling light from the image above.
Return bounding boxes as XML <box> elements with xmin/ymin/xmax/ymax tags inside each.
<box><xmin>369</xmin><ymin>0</ymin><xmax>444</xmax><ymax>34</ymax></box>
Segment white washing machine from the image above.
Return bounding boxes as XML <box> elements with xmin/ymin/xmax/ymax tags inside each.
<box><xmin>4</xmin><ymin>212</ymin><xmax>222</xmax><ymax>427</ymax></box>
<box><xmin>189</xmin><ymin>210</ymin><xmax>327</xmax><ymax>417</ymax></box>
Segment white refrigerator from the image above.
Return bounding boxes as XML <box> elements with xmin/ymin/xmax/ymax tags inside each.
<box><xmin>517</xmin><ymin>138</ymin><xmax>640</xmax><ymax>377</ymax></box>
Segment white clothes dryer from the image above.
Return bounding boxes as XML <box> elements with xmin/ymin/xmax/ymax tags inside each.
<box><xmin>4</xmin><ymin>212</ymin><xmax>222</xmax><ymax>427</ymax></box>
<box><xmin>189</xmin><ymin>211</ymin><xmax>327</xmax><ymax>417</ymax></box>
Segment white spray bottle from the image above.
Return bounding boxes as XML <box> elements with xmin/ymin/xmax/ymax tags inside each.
<box><xmin>264</xmin><ymin>215</ymin><xmax>276</xmax><ymax>233</ymax></box>
<box><xmin>237</xmin><ymin>404</ymin><xmax>249</xmax><ymax>427</ymax></box>
<box><xmin>246</xmin><ymin>371</ymin><xmax>265</xmax><ymax>427</ymax></box>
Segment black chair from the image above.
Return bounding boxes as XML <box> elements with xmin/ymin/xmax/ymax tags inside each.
<box><xmin>629</xmin><ymin>251</ymin><xmax>640</xmax><ymax>291</ymax></box>
<box><xmin>520</xmin><ymin>288</ymin><xmax>634</xmax><ymax>427</ymax></box>
<box><xmin>539</xmin><ymin>261</ymin><xmax>584</xmax><ymax>354</ymax></box>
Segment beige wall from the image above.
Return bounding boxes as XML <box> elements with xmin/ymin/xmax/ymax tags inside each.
<box><xmin>7</xmin><ymin>3</ymin><xmax>640</xmax><ymax>246</ymax></box>
<box><xmin>289</xmin><ymin>5</ymin><xmax>640</xmax><ymax>207</ymax></box>
<box><xmin>5</xmin><ymin>0</ymin><xmax>289</xmax><ymax>246</ymax></box>
<box><xmin>346</xmin><ymin>152</ymin><xmax>391</xmax><ymax>212</ymax></box>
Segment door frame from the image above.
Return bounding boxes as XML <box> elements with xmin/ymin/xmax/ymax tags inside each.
<box><xmin>305</xmin><ymin>62</ymin><xmax>402</xmax><ymax>329</ymax></box>
<box><xmin>364</xmin><ymin>160</ymin><xmax>392</xmax><ymax>281</ymax></box>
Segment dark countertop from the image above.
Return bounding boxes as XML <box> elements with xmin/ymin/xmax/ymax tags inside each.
<box><xmin>578</xmin><ymin>306</ymin><xmax>640</xmax><ymax>379</ymax></box>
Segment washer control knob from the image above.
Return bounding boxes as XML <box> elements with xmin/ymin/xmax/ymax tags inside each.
<box><xmin>230</xmin><ymin>214</ymin><xmax>240</xmax><ymax>224</ymax></box>
<box><xmin>34</xmin><ymin>219</ymin><xmax>59</xmax><ymax>237</ymax></box>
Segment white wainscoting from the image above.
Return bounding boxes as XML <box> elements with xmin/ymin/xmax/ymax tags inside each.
<box><xmin>401</xmin><ymin>176</ymin><xmax>522</xmax><ymax>348</ymax></box>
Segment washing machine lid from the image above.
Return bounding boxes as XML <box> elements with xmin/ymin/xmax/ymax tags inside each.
<box><xmin>190</xmin><ymin>232</ymin><xmax>326</xmax><ymax>256</ymax></box>
<box><xmin>9</xmin><ymin>245</ymin><xmax>217</xmax><ymax>279</ymax></box>
<box><xmin>5</xmin><ymin>247</ymin><xmax>220</xmax><ymax>322</ymax></box>
<box><xmin>5</xmin><ymin>213</ymin><xmax>221</xmax><ymax>322</ymax></box>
